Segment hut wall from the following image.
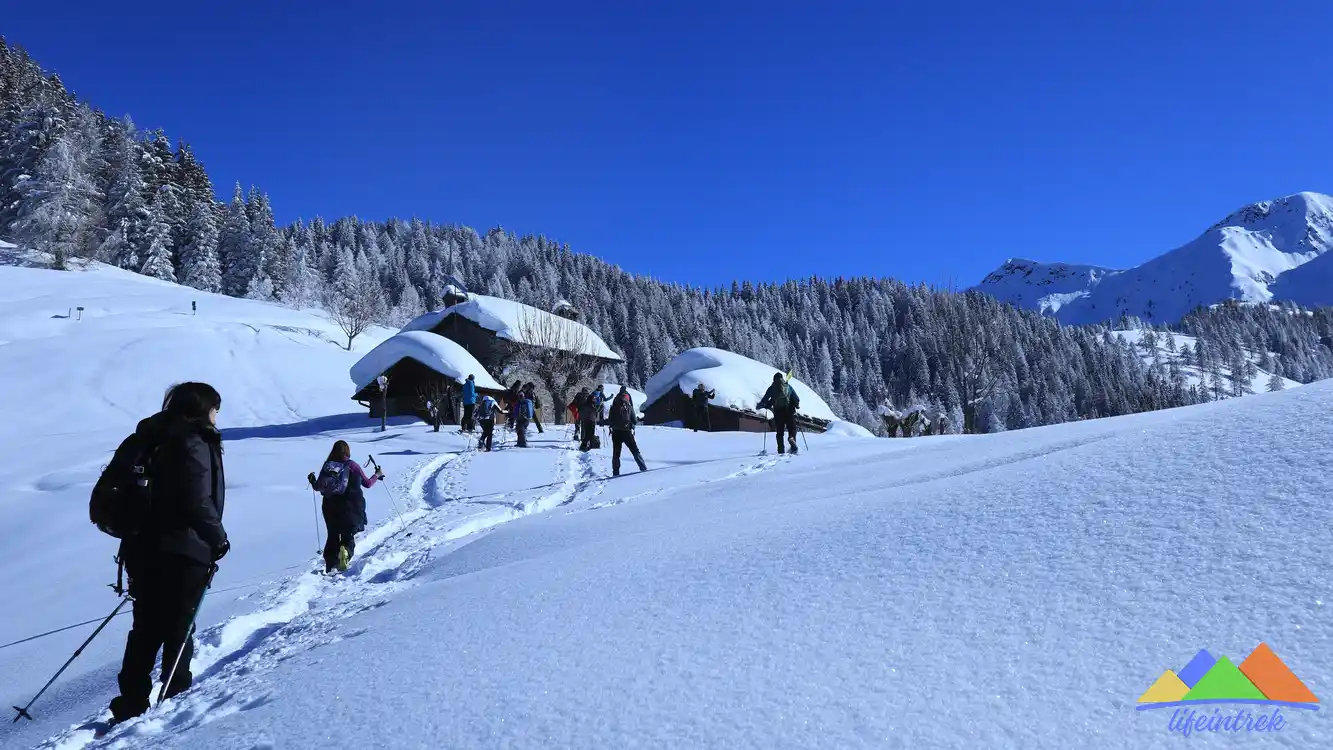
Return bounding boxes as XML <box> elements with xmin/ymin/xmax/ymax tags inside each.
<box><xmin>642</xmin><ymin>386</ymin><xmax>829</xmax><ymax>433</ymax></box>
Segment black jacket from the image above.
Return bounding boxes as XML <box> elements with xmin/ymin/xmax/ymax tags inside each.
<box><xmin>757</xmin><ymin>381</ymin><xmax>801</xmax><ymax>412</ymax></box>
<box><xmin>607</xmin><ymin>393</ymin><xmax>637</xmax><ymax>431</ymax></box>
<box><xmin>318</xmin><ymin>460</ymin><xmax>370</xmax><ymax>535</ymax></box>
<box><xmin>691</xmin><ymin>387</ymin><xmax>715</xmax><ymax>406</ymax></box>
<box><xmin>124</xmin><ymin>411</ymin><xmax>227</xmax><ymax>566</ymax></box>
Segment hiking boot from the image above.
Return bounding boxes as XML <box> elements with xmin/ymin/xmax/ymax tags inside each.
<box><xmin>790</xmin><ymin>444</ymin><xmax>799</xmax><ymax>455</ymax></box>
<box><xmin>337</xmin><ymin>545</ymin><xmax>350</xmax><ymax>572</ymax></box>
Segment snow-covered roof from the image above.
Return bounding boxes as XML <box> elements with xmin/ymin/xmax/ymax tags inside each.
<box><xmin>401</xmin><ymin>294</ymin><xmax>621</xmax><ymax>361</ymax></box>
<box><xmin>350</xmin><ymin>331</ymin><xmax>506</xmax><ymax>392</ymax></box>
<box><xmin>643</xmin><ymin>347</ymin><xmax>839</xmax><ymax>422</ymax></box>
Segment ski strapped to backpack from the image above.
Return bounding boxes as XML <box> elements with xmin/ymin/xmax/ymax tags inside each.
<box><xmin>89</xmin><ymin>433</ymin><xmax>160</xmax><ymax>540</ymax></box>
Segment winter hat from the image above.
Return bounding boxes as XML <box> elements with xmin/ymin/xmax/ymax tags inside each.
<box><xmin>773</xmin><ymin>373</ymin><xmax>784</xmax><ymax>382</ymax></box>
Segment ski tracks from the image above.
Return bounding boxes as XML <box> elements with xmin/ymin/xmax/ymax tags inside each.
<box><xmin>582</xmin><ymin>453</ymin><xmax>786</xmax><ymax>513</ymax></box>
<box><xmin>35</xmin><ymin>446</ymin><xmax>602</xmax><ymax>750</ymax></box>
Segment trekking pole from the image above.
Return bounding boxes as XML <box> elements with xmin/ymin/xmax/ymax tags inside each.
<box><xmin>801</xmin><ymin>428</ymin><xmax>810</xmax><ymax>452</ymax></box>
<box><xmin>310</xmin><ymin>488</ymin><xmax>322</xmax><ymax>554</ymax></box>
<box><xmin>367</xmin><ymin>455</ymin><xmax>408</xmax><ymax>532</ymax></box>
<box><xmin>159</xmin><ymin>564</ymin><xmax>216</xmax><ymax>704</ymax></box>
<box><xmin>12</xmin><ymin>595</ymin><xmax>132</xmax><ymax>722</ymax></box>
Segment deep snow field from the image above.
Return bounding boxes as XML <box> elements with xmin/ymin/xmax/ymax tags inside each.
<box><xmin>1</xmin><ymin>260</ymin><xmax>1330</xmax><ymax>749</ymax></box>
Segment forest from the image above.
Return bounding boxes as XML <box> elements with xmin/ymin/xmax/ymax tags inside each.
<box><xmin>4</xmin><ymin>37</ymin><xmax>1330</xmax><ymax>433</ymax></box>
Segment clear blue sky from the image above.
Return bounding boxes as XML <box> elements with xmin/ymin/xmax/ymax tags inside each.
<box><xmin>6</xmin><ymin>1</ymin><xmax>1333</xmax><ymax>289</ymax></box>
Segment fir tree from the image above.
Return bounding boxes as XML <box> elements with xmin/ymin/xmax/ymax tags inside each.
<box><xmin>180</xmin><ymin>198</ymin><xmax>221</xmax><ymax>292</ymax></box>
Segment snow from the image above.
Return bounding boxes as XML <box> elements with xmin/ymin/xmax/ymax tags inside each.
<box><xmin>643</xmin><ymin>347</ymin><xmax>840</xmax><ymax>422</ymax></box>
<box><xmin>5</xmin><ymin>260</ymin><xmax>1333</xmax><ymax>749</ymax></box>
<box><xmin>1112</xmin><ymin>329</ymin><xmax>1301</xmax><ymax>393</ymax></box>
<box><xmin>823</xmin><ymin>419</ymin><xmax>875</xmax><ymax>438</ymax></box>
<box><xmin>976</xmin><ymin>192</ymin><xmax>1333</xmax><ymax>324</ymax></box>
<box><xmin>975</xmin><ymin>258</ymin><xmax>1123</xmax><ymax>314</ymax></box>
<box><xmin>349</xmin><ymin>331</ymin><xmax>505</xmax><ymax>393</ymax></box>
<box><xmin>401</xmin><ymin>294</ymin><xmax>622</xmax><ymax>361</ymax></box>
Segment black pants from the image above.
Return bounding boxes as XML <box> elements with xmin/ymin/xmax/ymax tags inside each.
<box><xmin>771</xmin><ymin>408</ymin><xmax>798</xmax><ymax>453</ymax></box>
<box><xmin>479</xmin><ymin>418</ymin><xmax>495</xmax><ymax>451</ymax></box>
<box><xmin>462</xmin><ymin>403</ymin><xmax>475</xmax><ymax>432</ymax></box>
<box><xmin>516</xmin><ymin>418</ymin><xmax>529</xmax><ymax>447</ymax></box>
<box><xmin>611</xmin><ymin>430</ymin><xmax>646</xmax><ymax>474</ymax></box>
<box><xmin>694</xmin><ymin>406</ymin><xmax>710</xmax><ymax>432</ymax></box>
<box><xmin>322</xmin><ymin>531</ymin><xmax>356</xmax><ymax>571</ymax></box>
<box><xmin>432</xmin><ymin>413</ymin><xmax>441</xmax><ymax>432</ymax></box>
<box><xmin>579</xmin><ymin>420</ymin><xmax>598</xmax><ymax>451</ymax></box>
<box><xmin>110</xmin><ymin>555</ymin><xmax>212</xmax><ymax>721</ymax></box>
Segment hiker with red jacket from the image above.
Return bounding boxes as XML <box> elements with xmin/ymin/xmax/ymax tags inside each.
<box><xmin>307</xmin><ymin>440</ymin><xmax>383</xmax><ymax>573</ymax></box>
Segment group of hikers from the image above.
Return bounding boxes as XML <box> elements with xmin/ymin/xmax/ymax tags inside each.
<box><xmin>81</xmin><ymin>370</ymin><xmax>804</xmax><ymax>731</ymax></box>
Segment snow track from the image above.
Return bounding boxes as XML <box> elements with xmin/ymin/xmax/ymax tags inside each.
<box><xmin>34</xmin><ymin>443</ymin><xmax>611</xmax><ymax>749</ymax></box>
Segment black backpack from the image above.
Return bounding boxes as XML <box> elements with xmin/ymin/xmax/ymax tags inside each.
<box><xmin>89</xmin><ymin>433</ymin><xmax>159</xmax><ymax>539</ymax></box>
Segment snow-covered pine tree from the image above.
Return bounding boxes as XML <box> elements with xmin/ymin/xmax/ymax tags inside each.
<box><xmin>139</xmin><ymin>192</ymin><xmax>176</xmax><ymax>281</ymax></box>
<box><xmin>180</xmin><ymin>198</ymin><xmax>221</xmax><ymax>292</ymax></box>
<box><xmin>96</xmin><ymin>116</ymin><xmax>150</xmax><ymax>268</ymax></box>
<box><xmin>248</xmin><ymin>188</ymin><xmax>284</xmax><ymax>299</ymax></box>
<box><xmin>218</xmin><ymin>183</ymin><xmax>256</xmax><ymax>296</ymax></box>
<box><xmin>9</xmin><ymin>107</ymin><xmax>103</xmax><ymax>269</ymax></box>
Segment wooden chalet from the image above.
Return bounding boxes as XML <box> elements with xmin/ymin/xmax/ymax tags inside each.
<box><xmin>642</xmin><ymin>388</ymin><xmax>830</xmax><ymax>434</ymax></box>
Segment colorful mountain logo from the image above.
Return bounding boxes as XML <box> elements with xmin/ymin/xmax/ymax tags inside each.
<box><xmin>1138</xmin><ymin>643</ymin><xmax>1320</xmax><ymax>710</ymax></box>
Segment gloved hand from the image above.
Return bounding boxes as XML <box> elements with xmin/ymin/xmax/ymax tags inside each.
<box><xmin>307</xmin><ymin>472</ymin><xmax>317</xmax><ymax>488</ymax></box>
<box><xmin>375</xmin><ymin>469</ymin><xmax>386</xmax><ymax>480</ymax></box>
<box><xmin>211</xmin><ymin>539</ymin><xmax>230</xmax><ymax>562</ymax></box>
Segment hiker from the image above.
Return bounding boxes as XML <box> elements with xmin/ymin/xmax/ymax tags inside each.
<box><xmin>570</xmin><ymin>387</ymin><xmax>590</xmax><ymax>443</ymax></box>
<box><xmin>107</xmin><ymin>382</ymin><xmax>228</xmax><ymax>726</ymax></box>
<box><xmin>514</xmin><ymin>389</ymin><xmax>535</xmax><ymax>448</ymax></box>
<box><xmin>460</xmin><ymin>374</ymin><xmax>477</xmax><ymax>433</ymax></box>
<box><xmin>590</xmin><ymin>384</ymin><xmax>607</xmax><ymax>424</ymax></box>
<box><xmin>504</xmin><ymin>381</ymin><xmax>523</xmax><ymax>430</ymax></box>
<box><xmin>307</xmin><ymin>440</ymin><xmax>382</xmax><ymax>573</ymax></box>
<box><xmin>476</xmin><ymin>393</ymin><xmax>506</xmax><ymax>451</ymax></box>
<box><xmin>757</xmin><ymin>372</ymin><xmax>801</xmax><ymax>455</ymax></box>
<box><xmin>578</xmin><ymin>387</ymin><xmax>600</xmax><ymax>452</ymax></box>
<box><xmin>523</xmin><ymin>382</ymin><xmax>544</xmax><ymax>434</ymax></box>
<box><xmin>607</xmin><ymin>386</ymin><xmax>648</xmax><ymax>476</ymax></box>
<box><xmin>691</xmin><ymin>383</ymin><xmax>716</xmax><ymax>432</ymax></box>
<box><xmin>426</xmin><ymin>400</ymin><xmax>440</xmax><ymax>433</ymax></box>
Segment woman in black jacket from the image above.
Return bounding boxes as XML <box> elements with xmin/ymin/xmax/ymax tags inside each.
<box><xmin>109</xmin><ymin>382</ymin><xmax>228</xmax><ymax>725</ymax></box>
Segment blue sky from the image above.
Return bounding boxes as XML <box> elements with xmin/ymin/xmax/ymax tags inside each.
<box><xmin>6</xmin><ymin>1</ymin><xmax>1333</xmax><ymax>289</ymax></box>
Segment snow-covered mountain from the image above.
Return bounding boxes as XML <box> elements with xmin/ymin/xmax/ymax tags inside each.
<box><xmin>976</xmin><ymin>259</ymin><xmax>1122</xmax><ymax>314</ymax></box>
<box><xmin>975</xmin><ymin>192</ymin><xmax>1333</xmax><ymax>325</ymax></box>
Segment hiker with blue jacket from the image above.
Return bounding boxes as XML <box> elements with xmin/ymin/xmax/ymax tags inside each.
<box><xmin>460</xmin><ymin>374</ymin><xmax>477</xmax><ymax>433</ymax></box>
<box><xmin>514</xmin><ymin>389</ymin><xmax>536</xmax><ymax>447</ymax></box>
<box><xmin>757</xmin><ymin>373</ymin><xmax>801</xmax><ymax>455</ymax></box>
<box><xmin>307</xmin><ymin>440</ymin><xmax>383</xmax><ymax>573</ymax></box>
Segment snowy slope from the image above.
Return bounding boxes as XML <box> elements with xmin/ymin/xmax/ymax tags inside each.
<box><xmin>975</xmin><ymin>192</ymin><xmax>1333</xmax><ymax>324</ymax></box>
<box><xmin>14</xmin><ymin>381</ymin><xmax>1333</xmax><ymax>749</ymax></box>
<box><xmin>0</xmin><ymin>260</ymin><xmax>402</xmax><ymax>738</ymax></box>
<box><xmin>1113</xmin><ymin>329</ymin><xmax>1301</xmax><ymax>394</ymax></box>
<box><xmin>5</xmin><ymin>262</ymin><xmax>1333</xmax><ymax>750</ymax></box>
<box><xmin>976</xmin><ymin>258</ymin><xmax>1122</xmax><ymax>314</ymax></box>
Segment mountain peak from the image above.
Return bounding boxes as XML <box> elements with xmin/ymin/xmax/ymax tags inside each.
<box><xmin>976</xmin><ymin>191</ymin><xmax>1333</xmax><ymax>325</ymax></box>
